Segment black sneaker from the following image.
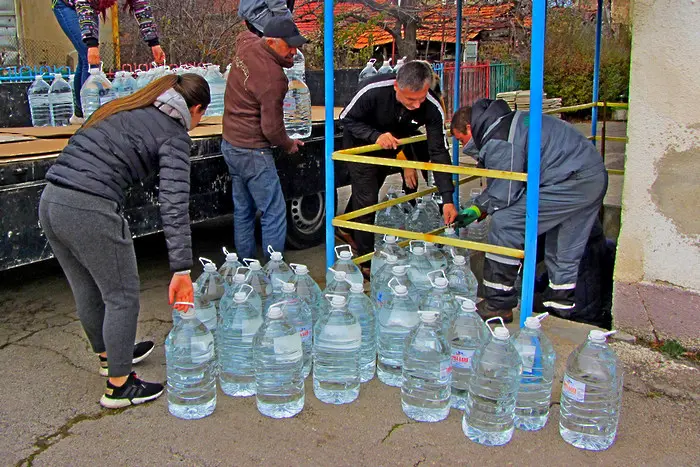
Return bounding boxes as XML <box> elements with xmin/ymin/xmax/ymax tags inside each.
<box><xmin>99</xmin><ymin>341</ymin><xmax>155</xmax><ymax>376</ymax></box>
<box><xmin>476</xmin><ymin>300</ymin><xmax>514</xmax><ymax>324</ymax></box>
<box><xmin>100</xmin><ymin>372</ymin><xmax>164</xmax><ymax>409</ymax></box>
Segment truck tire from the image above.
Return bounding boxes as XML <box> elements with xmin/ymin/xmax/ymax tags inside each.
<box><xmin>286</xmin><ymin>192</ymin><xmax>327</xmax><ymax>250</ymax></box>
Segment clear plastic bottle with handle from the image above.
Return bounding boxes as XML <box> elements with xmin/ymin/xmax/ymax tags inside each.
<box><xmin>253</xmin><ymin>301</ymin><xmax>305</xmax><ymax>418</ymax></box>
<box><xmin>424</xmin><ymin>241</ymin><xmax>447</xmax><ymax>271</ymax></box>
<box><xmin>327</xmin><ymin>245</ymin><xmax>363</xmax><ymax>285</ymax></box>
<box><xmin>446</xmin><ymin>252</ymin><xmax>478</xmax><ymax>302</ymax></box>
<box><xmin>371</xmin><ymin>235</ymin><xmax>407</xmax><ymax>279</ymax></box>
<box><xmin>401</xmin><ymin>310</ymin><xmax>452</xmax><ymax>422</ymax></box>
<box><xmin>264</xmin><ymin>246</ymin><xmax>293</xmax><ymax>294</ymax></box>
<box><xmin>358</xmin><ymin>58</ymin><xmax>378</xmax><ymax>83</ymax></box>
<box><xmin>244</xmin><ymin>259</ymin><xmax>273</xmax><ymax>312</ymax></box>
<box><xmin>28</xmin><ymin>75</ymin><xmax>51</xmax><ymax>127</ymax></box>
<box><xmin>376</xmin><ymin>279</ymin><xmax>419</xmax><ymax>387</ymax></box>
<box><xmin>346</xmin><ymin>279</ymin><xmax>376</xmax><ymax>382</ymax></box>
<box><xmin>513</xmin><ymin>313</ymin><xmax>556</xmax><ymax>431</ymax></box>
<box><xmin>448</xmin><ymin>297</ymin><xmax>489</xmax><ymax>410</ymax></box>
<box><xmin>559</xmin><ymin>330</ymin><xmax>622</xmax><ymax>451</ymax></box>
<box><xmin>194</xmin><ymin>257</ymin><xmax>225</xmax><ymax>310</ymax></box>
<box><xmin>203</xmin><ymin>64</ymin><xmax>226</xmax><ymax>116</ymax></box>
<box><xmin>374</xmin><ymin>202</ymin><xmax>407</xmax><ymax>249</ymax></box>
<box><xmin>372</xmin><ymin>263</ymin><xmax>416</xmax><ymax>312</ymax></box>
<box><xmin>80</xmin><ymin>67</ymin><xmax>114</xmax><ymax>120</ymax></box>
<box><xmin>319</xmin><ymin>268</ymin><xmax>352</xmax><ymax>320</ymax></box>
<box><xmin>406</xmin><ymin>198</ymin><xmax>433</xmax><ymax>234</ymax></box>
<box><xmin>283</xmin><ymin>64</ymin><xmax>312</xmax><ymax>139</ymax></box>
<box><xmin>165</xmin><ymin>302</ymin><xmax>217</xmax><ymax>419</ymax></box>
<box><xmin>218</xmin><ymin>247</ymin><xmax>243</xmax><ymax>287</ymax></box>
<box><xmin>313</xmin><ymin>295</ymin><xmax>362</xmax><ymax>404</ymax></box>
<box><xmin>111</xmin><ymin>70</ymin><xmax>136</xmax><ymax>98</ymax></box>
<box><xmin>216</xmin><ymin>285</ymin><xmax>262</xmax><ymax>397</ymax></box>
<box><xmin>377</xmin><ymin>58</ymin><xmax>393</xmax><ymax>74</ymax></box>
<box><xmin>48</xmin><ymin>74</ymin><xmax>73</xmax><ymax>126</ymax></box>
<box><xmin>442</xmin><ymin>226</ymin><xmax>468</xmax><ymax>258</ymax></box>
<box><xmin>278</xmin><ymin>281</ymin><xmax>313</xmax><ymax>378</ymax></box>
<box><xmin>463</xmin><ymin>317</ymin><xmax>522</xmax><ymax>446</ymax></box>
<box><xmin>219</xmin><ymin>267</ymin><xmax>262</xmax><ymax>316</ymax></box>
<box><xmin>407</xmin><ymin>241</ymin><xmax>433</xmax><ymax>292</ymax></box>
<box><xmin>419</xmin><ymin>270</ymin><xmax>459</xmax><ymax>332</ymax></box>
<box><xmin>289</xmin><ymin>263</ymin><xmax>323</xmax><ymax>323</ymax></box>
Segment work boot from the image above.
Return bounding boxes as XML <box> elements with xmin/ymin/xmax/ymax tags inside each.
<box><xmin>476</xmin><ymin>300</ymin><xmax>514</xmax><ymax>324</ymax></box>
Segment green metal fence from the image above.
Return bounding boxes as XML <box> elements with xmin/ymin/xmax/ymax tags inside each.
<box><xmin>490</xmin><ymin>62</ymin><xmax>519</xmax><ymax>98</ymax></box>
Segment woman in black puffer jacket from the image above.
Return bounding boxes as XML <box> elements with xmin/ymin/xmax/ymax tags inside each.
<box><xmin>39</xmin><ymin>74</ymin><xmax>209</xmax><ymax>409</ymax></box>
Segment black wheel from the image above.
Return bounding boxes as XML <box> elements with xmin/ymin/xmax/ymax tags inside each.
<box><xmin>286</xmin><ymin>192</ymin><xmax>327</xmax><ymax>250</ymax></box>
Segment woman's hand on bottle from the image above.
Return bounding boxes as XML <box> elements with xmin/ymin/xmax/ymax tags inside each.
<box><xmin>151</xmin><ymin>45</ymin><xmax>166</xmax><ymax>65</ymax></box>
<box><xmin>87</xmin><ymin>47</ymin><xmax>101</xmax><ymax>66</ymax></box>
<box><xmin>169</xmin><ymin>272</ymin><xmax>193</xmax><ymax>311</ymax></box>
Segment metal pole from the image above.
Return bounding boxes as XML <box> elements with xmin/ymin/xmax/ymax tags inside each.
<box><xmin>591</xmin><ymin>0</ymin><xmax>603</xmax><ymax>146</ymax></box>
<box><xmin>324</xmin><ymin>0</ymin><xmax>335</xmax><ymax>269</ymax></box>
<box><xmin>520</xmin><ymin>0</ymin><xmax>546</xmax><ymax>327</ymax></box>
<box><xmin>451</xmin><ymin>0</ymin><xmax>463</xmax><ymax>206</ymax></box>
<box><xmin>111</xmin><ymin>4</ymin><xmax>121</xmax><ymax>69</ymax></box>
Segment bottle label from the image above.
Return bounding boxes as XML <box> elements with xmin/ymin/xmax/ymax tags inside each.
<box><xmin>242</xmin><ymin>317</ymin><xmax>263</xmax><ymax>343</ymax></box>
<box><xmin>520</xmin><ymin>344</ymin><xmax>537</xmax><ymax>373</ymax></box>
<box><xmin>298</xmin><ymin>325</ymin><xmax>312</xmax><ymax>343</ymax></box>
<box><xmin>274</xmin><ymin>333</ymin><xmax>302</xmax><ymax>358</ymax></box>
<box><xmin>440</xmin><ymin>359</ymin><xmax>453</xmax><ymax>378</ymax></box>
<box><xmin>451</xmin><ymin>349</ymin><xmax>475</xmax><ymax>370</ymax></box>
<box><xmin>320</xmin><ymin>324</ymin><xmax>362</xmax><ymax>350</ymax></box>
<box><xmin>190</xmin><ymin>334</ymin><xmax>214</xmax><ymax>364</ymax></box>
<box><xmin>562</xmin><ymin>375</ymin><xmax>586</xmax><ymax>402</ymax></box>
<box><xmin>283</xmin><ymin>96</ymin><xmax>296</xmax><ymax>112</ymax></box>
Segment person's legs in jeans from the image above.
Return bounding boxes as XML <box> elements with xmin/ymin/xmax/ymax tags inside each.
<box><xmin>248</xmin><ymin>150</ymin><xmax>287</xmax><ymax>258</ymax></box>
<box><xmin>52</xmin><ymin>1</ymin><xmax>89</xmax><ymax>117</ymax></box>
<box><xmin>222</xmin><ymin>142</ymin><xmax>259</xmax><ymax>259</ymax></box>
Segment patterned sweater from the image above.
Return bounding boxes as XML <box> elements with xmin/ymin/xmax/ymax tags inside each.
<box><xmin>56</xmin><ymin>0</ymin><xmax>159</xmax><ymax>48</ymax></box>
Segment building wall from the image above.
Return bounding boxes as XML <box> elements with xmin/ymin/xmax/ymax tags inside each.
<box><xmin>614</xmin><ymin>0</ymin><xmax>700</xmax><ymax>349</ymax></box>
<box><xmin>16</xmin><ymin>0</ymin><xmax>113</xmax><ymax>68</ymax></box>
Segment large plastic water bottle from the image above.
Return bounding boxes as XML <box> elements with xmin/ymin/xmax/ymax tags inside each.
<box><xmin>204</xmin><ymin>64</ymin><xmax>226</xmax><ymax>116</ymax></box>
<box><xmin>424</xmin><ymin>242</ymin><xmax>447</xmax><ymax>271</ymax></box>
<box><xmin>253</xmin><ymin>302</ymin><xmax>305</xmax><ymax>418</ymax></box>
<box><xmin>165</xmin><ymin>303</ymin><xmax>217</xmax><ymax>419</ymax></box>
<box><xmin>370</xmin><ymin>253</ymin><xmax>398</xmax><ymax>304</ymax></box>
<box><xmin>419</xmin><ymin>270</ymin><xmax>459</xmax><ymax>332</ymax></box>
<box><xmin>446</xmin><ymin>253</ymin><xmax>478</xmax><ymax>302</ymax></box>
<box><xmin>28</xmin><ymin>75</ymin><xmax>51</xmax><ymax>127</ymax></box>
<box><xmin>402</xmin><ymin>310</ymin><xmax>452</xmax><ymax>422</ymax></box>
<box><xmin>463</xmin><ymin>317</ymin><xmax>522</xmax><ymax>446</ymax></box>
<box><xmin>217</xmin><ymin>285</ymin><xmax>262</xmax><ymax>397</ymax></box>
<box><xmin>442</xmin><ymin>227</ymin><xmax>468</xmax><ymax>258</ymax></box>
<box><xmin>289</xmin><ymin>263</ymin><xmax>323</xmax><ymax>323</ymax></box>
<box><xmin>111</xmin><ymin>70</ymin><xmax>136</xmax><ymax>98</ymax></box>
<box><xmin>313</xmin><ymin>295</ymin><xmax>362</xmax><ymax>404</ymax></box>
<box><xmin>195</xmin><ymin>257</ymin><xmax>225</xmax><ymax>310</ymax></box>
<box><xmin>448</xmin><ymin>297</ymin><xmax>489</xmax><ymax>410</ymax></box>
<box><xmin>346</xmin><ymin>280</ymin><xmax>376</xmax><ymax>382</ymax></box>
<box><xmin>48</xmin><ymin>74</ymin><xmax>73</xmax><ymax>126</ymax></box>
<box><xmin>264</xmin><ymin>246</ymin><xmax>293</xmax><ymax>294</ymax></box>
<box><xmin>278</xmin><ymin>281</ymin><xmax>313</xmax><ymax>378</ymax></box>
<box><xmin>374</xmin><ymin>201</ymin><xmax>407</xmax><ymax>249</ymax></box>
<box><xmin>407</xmin><ymin>241</ymin><xmax>433</xmax><ymax>291</ymax></box>
<box><xmin>372</xmin><ymin>262</ymin><xmax>416</xmax><ymax>311</ymax></box>
<box><xmin>327</xmin><ymin>245</ymin><xmax>363</xmax><ymax>285</ymax></box>
<box><xmin>283</xmin><ymin>66</ymin><xmax>312</xmax><ymax>139</ymax></box>
<box><xmin>377</xmin><ymin>58</ymin><xmax>393</xmax><ymax>74</ymax></box>
<box><xmin>371</xmin><ymin>235</ymin><xmax>407</xmax><ymax>279</ymax></box>
<box><xmin>513</xmin><ymin>313</ymin><xmax>556</xmax><ymax>431</ymax></box>
<box><xmin>244</xmin><ymin>259</ymin><xmax>273</xmax><ymax>311</ymax></box>
<box><xmin>218</xmin><ymin>247</ymin><xmax>243</xmax><ymax>286</ymax></box>
<box><xmin>422</xmin><ymin>193</ymin><xmax>442</xmax><ymax>221</ymax></box>
<box><xmin>219</xmin><ymin>267</ymin><xmax>262</xmax><ymax>315</ymax></box>
<box><xmin>560</xmin><ymin>330</ymin><xmax>622</xmax><ymax>451</ymax></box>
<box><xmin>358</xmin><ymin>58</ymin><xmax>377</xmax><ymax>84</ymax></box>
<box><xmin>290</xmin><ymin>49</ymin><xmax>306</xmax><ymax>82</ymax></box>
<box><xmin>80</xmin><ymin>67</ymin><xmax>114</xmax><ymax>120</ymax></box>
<box><xmin>134</xmin><ymin>70</ymin><xmax>150</xmax><ymax>90</ymax></box>
<box><xmin>406</xmin><ymin>199</ymin><xmax>433</xmax><ymax>233</ymax></box>
<box><xmin>393</xmin><ymin>56</ymin><xmax>407</xmax><ymax>73</ymax></box>
<box><xmin>377</xmin><ymin>279</ymin><xmax>419</xmax><ymax>387</ymax></box>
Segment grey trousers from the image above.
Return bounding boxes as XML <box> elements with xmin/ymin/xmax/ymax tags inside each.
<box><xmin>484</xmin><ymin>167</ymin><xmax>608</xmax><ymax>310</ymax></box>
<box><xmin>38</xmin><ymin>183</ymin><xmax>140</xmax><ymax>377</ymax></box>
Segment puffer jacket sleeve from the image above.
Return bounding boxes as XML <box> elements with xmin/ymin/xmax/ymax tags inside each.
<box><xmin>157</xmin><ymin>135</ymin><xmax>193</xmax><ymax>272</ymax></box>
<box><xmin>473</xmin><ymin>137</ymin><xmax>526</xmax><ymax>214</ymax></box>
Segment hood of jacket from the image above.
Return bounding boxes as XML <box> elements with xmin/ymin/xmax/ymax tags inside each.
<box><xmin>236</xmin><ymin>30</ymin><xmax>294</xmax><ymax>69</ymax></box>
<box><xmin>154</xmin><ymin>88</ymin><xmax>192</xmax><ymax>130</ymax></box>
<box><xmin>470</xmin><ymin>98</ymin><xmax>512</xmax><ymax>150</ymax></box>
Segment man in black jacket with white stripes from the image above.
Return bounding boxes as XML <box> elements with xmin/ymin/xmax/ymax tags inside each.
<box><xmin>340</xmin><ymin>60</ymin><xmax>458</xmax><ymax>259</ymax></box>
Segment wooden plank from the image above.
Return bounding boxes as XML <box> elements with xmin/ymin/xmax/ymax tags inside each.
<box><xmin>0</xmin><ymin>139</ymin><xmax>68</xmax><ymax>159</ymax></box>
<box><xmin>0</xmin><ymin>125</ymin><xmax>81</xmax><ymax>138</ymax></box>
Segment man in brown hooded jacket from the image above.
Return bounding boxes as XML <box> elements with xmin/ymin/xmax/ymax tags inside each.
<box><xmin>222</xmin><ymin>16</ymin><xmax>307</xmax><ymax>260</ymax></box>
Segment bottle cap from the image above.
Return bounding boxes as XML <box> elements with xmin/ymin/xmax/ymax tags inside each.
<box><xmin>524</xmin><ymin>317</ymin><xmax>542</xmax><ymax>329</ymax></box>
<box><xmin>392</xmin><ymin>265</ymin><xmax>408</xmax><ymax>275</ymax></box>
<box><xmin>349</xmin><ymin>282</ymin><xmax>364</xmax><ymax>293</ymax></box>
<box><xmin>418</xmin><ymin>310</ymin><xmax>439</xmax><ymax>323</ymax></box>
<box><xmin>233</xmin><ymin>291</ymin><xmax>247</xmax><ymax>303</ymax></box>
<box><xmin>453</xmin><ymin>255</ymin><xmax>466</xmax><ymax>265</ymax></box>
<box><xmin>330</xmin><ymin>295</ymin><xmax>346</xmax><ymax>307</ymax></box>
<box><xmin>339</xmin><ymin>251</ymin><xmax>352</xmax><ymax>260</ymax></box>
<box><xmin>413</xmin><ymin>247</ymin><xmax>425</xmax><ymax>255</ymax></box>
<box><xmin>333</xmin><ymin>270</ymin><xmax>348</xmax><ymax>281</ymax></box>
<box><xmin>245</xmin><ymin>259</ymin><xmax>262</xmax><ymax>271</ymax></box>
<box><xmin>381</xmin><ymin>253</ymin><xmax>398</xmax><ymax>263</ymax></box>
<box><xmin>444</xmin><ymin>227</ymin><xmax>455</xmax><ymax>235</ymax></box>
<box><xmin>223</xmin><ymin>247</ymin><xmax>238</xmax><ymax>262</ymax></box>
<box><xmin>199</xmin><ymin>257</ymin><xmax>216</xmax><ymax>272</ymax></box>
<box><xmin>456</xmin><ymin>297</ymin><xmax>477</xmax><ymax>312</ymax></box>
<box><xmin>290</xmin><ymin>263</ymin><xmax>308</xmax><ymax>274</ymax></box>
<box><xmin>281</xmin><ymin>282</ymin><xmax>295</xmax><ymax>293</ymax></box>
<box><xmin>434</xmin><ymin>277</ymin><xmax>448</xmax><ymax>288</ymax></box>
<box><xmin>268</xmin><ymin>306</ymin><xmax>283</xmax><ymax>319</ymax></box>
<box><xmin>233</xmin><ymin>273</ymin><xmax>246</xmax><ymax>284</ymax></box>
<box><xmin>174</xmin><ymin>302</ymin><xmax>196</xmax><ymax>319</ymax></box>
<box><xmin>394</xmin><ymin>284</ymin><xmax>408</xmax><ymax>295</ymax></box>
<box><xmin>270</xmin><ymin>252</ymin><xmax>283</xmax><ymax>261</ymax></box>
<box><xmin>493</xmin><ymin>327</ymin><xmax>510</xmax><ymax>340</ymax></box>
<box><xmin>589</xmin><ymin>329</ymin><xmax>616</xmax><ymax>342</ymax></box>
<box><xmin>384</xmin><ymin>235</ymin><xmax>397</xmax><ymax>244</ymax></box>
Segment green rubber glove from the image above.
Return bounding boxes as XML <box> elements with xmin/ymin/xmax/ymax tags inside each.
<box><xmin>455</xmin><ymin>205</ymin><xmax>482</xmax><ymax>227</ymax></box>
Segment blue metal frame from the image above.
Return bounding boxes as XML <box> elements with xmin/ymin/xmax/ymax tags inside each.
<box><xmin>451</xmin><ymin>0</ymin><xmax>463</xmax><ymax>206</ymax></box>
<box><xmin>323</xmin><ymin>0</ymin><xmax>336</xmax><ymax>269</ymax></box>
<box><xmin>591</xmin><ymin>0</ymin><xmax>603</xmax><ymax>146</ymax></box>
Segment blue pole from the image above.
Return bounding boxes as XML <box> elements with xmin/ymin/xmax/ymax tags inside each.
<box><xmin>591</xmin><ymin>0</ymin><xmax>603</xmax><ymax>146</ymax></box>
<box><xmin>451</xmin><ymin>0</ymin><xmax>463</xmax><ymax>206</ymax></box>
<box><xmin>323</xmin><ymin>0</ymin><xmax>336</xmax><ymax>269</ymax></box>
<box><xmin>520</xmin><ymin>0</ymin><xmax>546</xmax><ymax>327</ymax></box>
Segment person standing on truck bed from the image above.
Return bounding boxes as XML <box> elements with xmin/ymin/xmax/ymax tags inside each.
<box><xmin>222</xmin><ymin>16</ymin><xmax>307</xmax><ymax>260</ymax></box>
<box><xmin>450</xmin><ymin>99</ymin><xmax>608</xmax><ymax>323</ymax></box>
<box><xmin>52</xmin><ymin>0</ymin><xmax>166</xmax><ymax>124</ymax></box>
<box><xmin>238</xmin><ymin>0</ymin><xmax>296</xmax><ymax>37</ymax></box>
<box><xmin>38</xmin><ymin>74</ymin><xmax>210</xmax><ymax>408</ymax></box>
<box><xmin>340</xmin><ymin>60</ymin><xmax>459</xmax><ymax>267</ymax></box>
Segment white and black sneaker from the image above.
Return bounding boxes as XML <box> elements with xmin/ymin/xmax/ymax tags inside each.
<box><xmin>100</xmin><ymin>372</ymin><xmax>164</xmax><ymax>409</ymax></box>
<box><xmin>99</xmin><ymin>341</ymin><xmax>155</xmax><ymax>376</ymax></box>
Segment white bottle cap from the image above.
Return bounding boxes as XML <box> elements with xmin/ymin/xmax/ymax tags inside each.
<box><xmin>413</xmin><ymin>247</ymin><xmax>425</xmax><ymax>255</ymax></box>
<box><xmin>434</xmin><ymin>277</ymin><xmax>448</xmax><ymax>288</ymax></box>
<box><xmin>233</xmin><ymin>273</ymin><xmax>246</xmax><ymax>284</ymax></box>
<box><xmin>392</xmin><ymin>265</ymin><xmax>407</xmax><ymax>276</ymax></box>
<box><xmin>291</xmin><ymin>263</ymin><xmax>308</xmax><ymax>274</ymax></box>
<box><xmin>384</xmin><ymin>235</ymin><xmax>397</xmax><ymax>244</ymax></box>
<box><xmin>385</xmin><ymin>254</ymin><xmax>398</xmax><ymax>263</ymax></box>
<box><xmin>444</xmin><ymin>227</ymin><xmax>455</xmax><ymax>235</ymax></box>
<box><xmin>334</xmin><ymin>270</ymin><xmax>348</xmax><ymax>281</ymax></box>
<box><xmin>89</xmin><ymin>68</ymin><xmax>100</xmax><ymax>75</ymax></box>
<box><xmin>589</xmin><ymin>330</ymin><xmax>616</xmax><ymax>342</ymax></box>
<box><xmin>339</xmin><ymin>251</ymin><xmax>353</xmax><ymax>260</ymax></box>
<box><xmin>331</xmin><ymin>295</ymin><xmax>346</xmax><ymax>307</ymax></box>
<box><xmin>524</xmin><ymin>316</ymin><xmax>542</xmax><ymax>329</ymax></box>
<box><xmin>247</xmin><ymin>260</ymin><xmax>262</xmax><ymax>271</ymax></box>
<box><xmin>203</xmin><ymin>263</ymin><xmax>216</xmax><ymax>272</ymax></box>
<box><xmin>426</xmin><ymin>242</ymin><xmax>435</xmax><ymax>247</ymax></box>
<box><xmin>349</xmin><ymin>282</ymin><xmax>364</xmax><ymax>293</ymax></box>
<box><xmin>394</xmin><ymin>284</ymin><xmax>408</xmax><ymax>295</ymax></box>
<box><xmin>418</xmin><ymin>311</ymin><xmax>439</xmax><ymax>323</ymax></box>
<box><xmin>493</xmin><ymin>327</ymin><xmax>510</xmax><ymax>340</ymax></box>
<box><xmin>268</xmin><ymin>306</ymin><xmax>283</xmax><ymax>319</ymax></box>
<box><xmin>226</xmin><ymin>252</ymin><xmax>238</xmax><ymax>262</ymax></box>
<box><xmin>281</xmin><ymin>282</ymin><xmax>295</xmax><ymax>293</ymax></box>
<box><xmin>457</xmin><ymin>297</ymin><xmax>477</xmax><ymax>312</ymax></box>
<box><xmin>233</xmin><ymin>291</ymin><xmax>247</xmax><ymax>303</ymax></box>
<box><xmin>270</xmin><ymin>251</ymin><xmax>283</xmax><ymax>261</ymax></box>
<box><xmin>453</xmin><ymin>255</ymin><xmax>466</xmax><ymax>265</ymax></box>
